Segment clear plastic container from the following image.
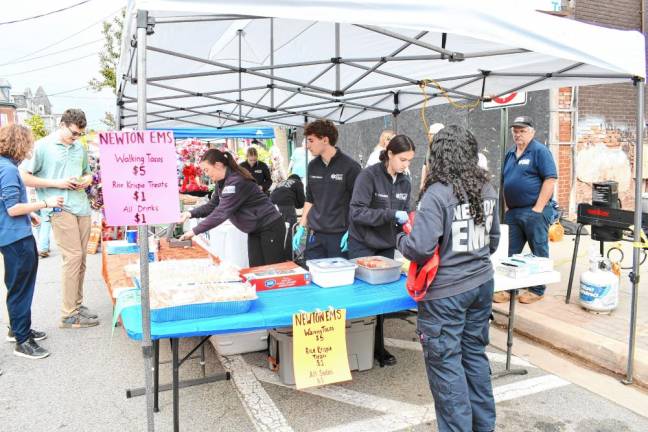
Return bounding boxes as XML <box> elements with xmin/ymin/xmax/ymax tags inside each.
<box><xmin>351</xmin><ymin>256</ymin><xmax>402</xmax><ymax>285</ymax></box>
<box><xmin>306</xmin><ymin>258</ymin><xmax>357</xmax><ymax>288</ymax></box>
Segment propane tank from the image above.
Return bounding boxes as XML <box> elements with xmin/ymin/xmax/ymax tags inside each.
<box><xmin>579</xmin><ymin>255</ymin><xmax>619</xmax><ymax>313</ymax></box>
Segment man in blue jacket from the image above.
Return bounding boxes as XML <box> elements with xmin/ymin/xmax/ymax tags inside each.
<box><xmin>495</xmin><ymin>116</ymin><xmax>557</xmax><ymax>304</ymax></box>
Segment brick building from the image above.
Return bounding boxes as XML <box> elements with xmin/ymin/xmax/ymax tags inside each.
<box><xmin>555</xmin><ymin>0</ymin><xmax>647</xmax><ymax>214</ymax></box>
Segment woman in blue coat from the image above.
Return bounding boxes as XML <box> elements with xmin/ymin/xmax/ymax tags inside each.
<box><xmin>0</xmin><ymin>125</ymin><xmax>63</xmax><ymax>362</ymax></box>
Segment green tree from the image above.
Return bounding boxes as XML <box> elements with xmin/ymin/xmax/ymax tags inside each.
<box><xmin>89</xmin><ymin>8</ymin><xmax>124</xmax><ymax>130</ymax></box>
<box><xmin>89</xmin><ymin>9</ymin><xmax>124</xmax><ymax>93</ymax></box>
<box><xmin>25</xmin><ymin>114</ymin><xmax>47</xmax><ymax>140</ymax></box>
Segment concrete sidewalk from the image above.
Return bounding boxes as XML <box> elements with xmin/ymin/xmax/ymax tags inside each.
<box><xmin>492</xmin><ymin>232</ymin><xmax>648</xmax><ymax>387</ymax></box>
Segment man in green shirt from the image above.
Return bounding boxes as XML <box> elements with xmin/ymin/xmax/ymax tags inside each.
<box><xmin>21</xmin><ymin>109</ymin><xmax>99</xmax><ymax>328</ymax></box>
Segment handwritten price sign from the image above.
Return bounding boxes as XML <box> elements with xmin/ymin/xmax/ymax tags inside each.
<box><xmin>292</xmin><ymin>308</ymin><xmax>351</xmax><ymax>389</ymax></box>
<box><xmin>99</xmin><ymin>130</ymin><xmax>180</xmax><ymax>226</ymax></box>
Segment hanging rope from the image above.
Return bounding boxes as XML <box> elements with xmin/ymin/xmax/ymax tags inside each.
<box><xmin>418</xmin><ymin>79</ymin><xmax>482</xmax><ymax>134</ymax></box>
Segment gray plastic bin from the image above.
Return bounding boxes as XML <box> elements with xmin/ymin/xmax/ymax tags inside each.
<box><xmin>268</xmin><ymin>316</ymin><xmax>376</xmax><ymax>385</ymax></box>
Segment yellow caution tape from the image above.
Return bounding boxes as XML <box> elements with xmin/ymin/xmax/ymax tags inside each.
<box><xmin>630</xmin><ymin>225</ymin><xmax>648</xmax><ymax>249</ymax></box>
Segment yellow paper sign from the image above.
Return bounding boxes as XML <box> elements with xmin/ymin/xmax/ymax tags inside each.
<box><xmin>292</xmin><ymin>308</ymin><xmax>351</xmax><ymax>389</ymax></box>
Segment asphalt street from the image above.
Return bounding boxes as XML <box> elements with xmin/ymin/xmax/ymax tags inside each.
<box><xmin>1</xmin><ymin>244</ymin><xmax>647</xmax><ymax>432</ymax></box>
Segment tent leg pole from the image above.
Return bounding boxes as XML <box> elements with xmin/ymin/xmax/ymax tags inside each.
<box><xmin>623</xmin><ymin>78</ymin><xmax>644</xmax><ymax>385</ymax></box>
<box><xmin>499</xmin><ymin>107</ymin><xmax>508</xmax><ymax>221</ymax></box>
<box><xmin>304</xmin><ymin>116</ymin><xmax>309</xmax><ymax>188</ymax></box>
<box><xmin>238</xmin><ymin>29</ymin><xmax>243</xmax><ymax>122</ymax></box>
<box><xmin>392</xmin><ymin>92</ymin><xmax>400</xmax><ymax>133</ymax></box>
<box><xmin>270</xmin><ymin>18</ymin><xmax>275</xmax><ymax>109</ymax></box>
<box><xmin>137</xmin><ymin>10</ymin><xmax>155</xmax><ymax>431</ymax></box>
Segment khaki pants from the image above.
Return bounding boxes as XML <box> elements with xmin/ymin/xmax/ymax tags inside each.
<box><xmin>51</xmin><ymin>211</ymin><xmax>91</xmax><ymax>319</ymax></box>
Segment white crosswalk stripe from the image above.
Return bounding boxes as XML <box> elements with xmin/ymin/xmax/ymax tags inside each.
<box><xmin>215</xmin><ymin>339</ymin><xmax>570</xmax><ymax>432</ymax></box>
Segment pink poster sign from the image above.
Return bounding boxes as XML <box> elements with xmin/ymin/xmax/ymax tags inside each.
<box><xmin>99</xmin><ymin>130</ymin><xmax>180</xmax><ymax>226</ymax></box>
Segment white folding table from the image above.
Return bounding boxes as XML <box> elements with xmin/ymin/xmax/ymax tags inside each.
<box><xmin>492</xmin><ymin>269</ymin><xmax>561</xmax><ymax>378</ymax></box>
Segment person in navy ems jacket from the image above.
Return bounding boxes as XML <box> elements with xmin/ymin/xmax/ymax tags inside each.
<box><xmin>179</xmin><ymin>149</ymin><xmax>286</xmax><ymax>267</ymax></box>
<box><xmin>294</xmin><ymin>120</ymin><xmax>361</xmax><ymax>259</ymax></box>
<box><xmin>240</xmin><ymin>146</ymin><xmax>272</xmax><ymax>194</ymax></box>
<box><xmin>397</xmin><ymin>125</ymin><xmax>500</xmax><ymax>432</ymax></box>
<box><xmin>348</xmin><ymin>134</ymin><xmax>415</xmax><ymax>367</ymax></box>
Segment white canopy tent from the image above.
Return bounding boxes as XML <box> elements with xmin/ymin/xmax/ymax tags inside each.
<box><xmin>117</xmin><ymin>0</ymin><xmax>645</xmax><ymax>129</ymax></box>
<box><xmin>115</xmin><ymin>1</ymin><xmax>645</xmax><ymax>430</ymax></box>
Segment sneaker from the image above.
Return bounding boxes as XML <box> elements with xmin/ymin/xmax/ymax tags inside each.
<box><xmin>60</xmin><ymin>313</ymin><xmax>99</xmax><ymax>329</ymax></box>
<box><xmin>79</xmin><ymin>305</ymin><xmax>99</xmax><ymax>319</ymax></box>
<box><xmin>38</xmin><ymin>250</ymin><xmax>50</xmax><ymax>258</ymax></box>
<box><xmin>7</xmin><ymin>328</ymin><xmax>47</xmax><ymax>342</ymax></box>
<box><xmin>519</xmin><ymin>291</ymin><xmax>544</xmax><ymax>304</ymax></box>
<box><xmin>375</xmin><ymin>349</ymin><xmax>397</xmax><ymax>367</ymax></box>
<box><xmin>493</xmin><ymin>291</ymin><xmax>511</xmax><ymax>303</ymax></box>
<box><xmin>14</xmin><ymin>338</ymin><xmax>50</xmax><ymax>359</ymax></box>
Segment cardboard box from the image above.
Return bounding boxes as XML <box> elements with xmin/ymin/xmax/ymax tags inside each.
<box><xmin>240</xmin><ymin>261</ymin><xmax>311</xmax><ymax>291</ymax></box>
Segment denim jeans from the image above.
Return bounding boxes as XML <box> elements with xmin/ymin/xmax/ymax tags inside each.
<box><xmin>417</xmin><ymin>280</ymin><xmax>495</xmax><ymax>432</ymax></box>
<box><xmin>504</xmin><ymin>205</ymin><xmax>551</xmax><ymax>296</ymax></box>
<box><xmin>37</xmin><ymin>210</ymin><xmax>51</xmax><ymax>252</ymax></box>
<box><xmin>0</xmin><ymin>236</ymin><xmax>38</xmax><ymax>344</ymax></box>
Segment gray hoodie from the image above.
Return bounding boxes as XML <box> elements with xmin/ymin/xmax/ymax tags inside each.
<box><xmin>397</xmin><ymin>182</ymin><xmax>500</xmax><ymax>300</ymax></box>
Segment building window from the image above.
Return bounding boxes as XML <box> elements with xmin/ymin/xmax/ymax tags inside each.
<box><xmin>0</xmin><ymin>113</ymin><xmax>7</xmax><ymax>126</ymax></box>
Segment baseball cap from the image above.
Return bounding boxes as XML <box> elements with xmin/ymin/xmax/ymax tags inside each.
<box><xmin>428</xmin><ymin>123</ymin><xmax>445</xmax><ymax>135</ymax></box>
<box><xmin>510</xmin><ymin>116</ymin><xmax>533</xmax><ymax>128</ymax></box>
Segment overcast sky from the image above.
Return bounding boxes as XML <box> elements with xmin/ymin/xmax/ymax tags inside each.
<box><xmin>0</xmin><ymin>0</ymin><xmax>127</xmax><ymax>130</ymax></box>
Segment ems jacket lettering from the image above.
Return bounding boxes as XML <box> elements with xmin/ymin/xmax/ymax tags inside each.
<box><xmin>306</xmin><ymin>150</ymin><xmax>361</xmax><ymax>234</ymax></box>
<box><xmin>349</xmin><ymin>162</ymin><xmax>411</xmax><ymax>250</ymax></box>
<box><xmin>190</xmin><ymin>170</ymin><xmax>281</xmax><ymax>235</ymax></box>
<box><xmin>397</xmin><ymin>182</ymin><xmax>500</xmax><ymax>300</ymax></box>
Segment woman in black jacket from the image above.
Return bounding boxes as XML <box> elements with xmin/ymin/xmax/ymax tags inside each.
<box><xmin>348</xmin><ymin>135</ymin><xmax>415</xmax><ymax>367</ymax></box>
<box><xmin>180</xmin><ymin>149</ymin><xmax>286</xmax><ymax>267</ymax></box>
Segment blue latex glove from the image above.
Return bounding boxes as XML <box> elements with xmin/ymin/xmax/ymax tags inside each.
<box><xmin>395</xmin><ymin>210</ymin><xmax>409</xmax><ymax>225</ymax></box>
<box><xmin>340</xmin><ymin>231</ymin><xmax>349</xmax><ymax>252</ymax></box>
<box><xmin>292</xmin><ymin>225</ymin><xmax>305</xmax><ymax>251</ymax></box>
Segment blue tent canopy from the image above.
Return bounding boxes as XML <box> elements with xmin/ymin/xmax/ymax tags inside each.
<box><xmin>152</xmin><ymin>127</ymin><xmax>275</xmax><ymax>139</ymax></box>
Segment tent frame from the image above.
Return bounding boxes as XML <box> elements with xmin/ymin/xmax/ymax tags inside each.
<box><xmin>119</xmin><ymin>10</ymin><xmax>645</xmax><ymax>432</ymax></box>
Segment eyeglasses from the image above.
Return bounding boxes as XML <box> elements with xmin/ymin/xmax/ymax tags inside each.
<box><xmin>66</xmin><ymin>125</ymin><xmax>86</xmax><ymax>138</ymax></box>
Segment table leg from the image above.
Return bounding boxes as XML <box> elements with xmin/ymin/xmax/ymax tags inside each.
<box><xmin>566</xmin><ymin>224</ymin><xmax>584</xmax><ymax>304</ymax></box>
<box><xmin>492</xmin><ymin>290</ymin><xmax>528</xmax><ymax>379</ymax></box>
<box><xmin>375</xmin><ymin>315</ymin><xmax>385</xmax><ymax>368</ymax></box>
<box><xmin>154</xmin><ymin>339</ymin><xmax>160</xmax><ymax>413</ymax></box>
<box><xmin>171</xmin><ymin>338</ymin><xmax>180</xmax><ymax>432</ymax></box>
<box><xmin>200</xmin><ymin>342</ymin><xmax>206</xmax><ymax>377</ymax></box>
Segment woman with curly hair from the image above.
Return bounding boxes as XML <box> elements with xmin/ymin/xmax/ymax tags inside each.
<box><xmin>0</xmin><ymin>125</ymin><xmax>63</xmax><ymax>361</ymax></box>
<box><xmin>397</xmin><ymin>125</ymin><xmax>500</xmax><ymax>432</ymax></box>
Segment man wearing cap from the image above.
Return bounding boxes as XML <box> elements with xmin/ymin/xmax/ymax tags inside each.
<box><xmin>494</xmin><ymin>116</ymin><xmax>557</xmax><ymax>304</ymax></box>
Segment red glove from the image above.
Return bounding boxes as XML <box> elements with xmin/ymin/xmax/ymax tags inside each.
<box><xmin>402</xmin><ymin>211</ymin><xmax>416</xmax><ymax>235</ymax></box>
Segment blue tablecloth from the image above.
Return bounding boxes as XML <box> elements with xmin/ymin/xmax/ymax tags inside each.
<box><xmin>120</xmin><ymin>277</ymin><xmax>415</xmax><ymax>340</ymax></box>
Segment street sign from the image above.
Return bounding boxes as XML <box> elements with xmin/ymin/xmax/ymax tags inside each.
<box><xmin>482</xmin><ymin>92</ymin><xmax>527</xmax><ymax>110</ymax></box>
